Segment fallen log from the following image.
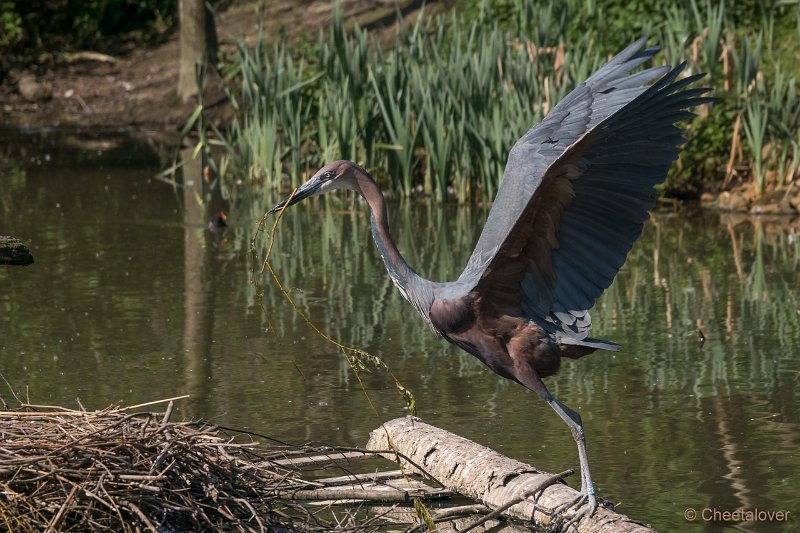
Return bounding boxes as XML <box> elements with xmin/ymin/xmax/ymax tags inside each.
<box><xmin>371</xmin><ymin>504</ymin><xmax>530</xmax><ymax>533</ymax></box>
<box><xmin>270</xmin><ymin>450</ymin><xmax>373</xmax><ymax>468</ymax></box>
<box><xmin>0</xmin><ymin>236</ymin><xmax>33</xmax><ymax>265</ymax></box>
<box><xmin>367</xmin><ymin>417</ymin><xmax>655</xmax><ymax>533</ymax></box>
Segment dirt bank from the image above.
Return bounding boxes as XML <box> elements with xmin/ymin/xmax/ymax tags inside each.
<box><xmin>0</xmin><ymin>0</ymin><xmax>438</xmax><ymax>133</ymax></box>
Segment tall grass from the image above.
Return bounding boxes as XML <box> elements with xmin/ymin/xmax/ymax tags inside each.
<box><xmin>206</xmin><ymin>0</ymin><xmax>800</xmax><ymax>204</ymax></box>
<box><xmin>743</xmin><ymin>99</ymin><xmax>769</xmax><ymax>196</ymax></box>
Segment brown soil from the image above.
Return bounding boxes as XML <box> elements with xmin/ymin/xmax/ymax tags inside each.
<box><xmin>0</xmin><ymin>0</ymin><xmax>440</xmax><ymax>135</ymax></box>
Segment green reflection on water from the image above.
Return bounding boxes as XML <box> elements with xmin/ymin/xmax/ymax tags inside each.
<box><xmin>1</xmin><ymin>133</ymin><xmax>799</xmax><ymax>531</ymax></box>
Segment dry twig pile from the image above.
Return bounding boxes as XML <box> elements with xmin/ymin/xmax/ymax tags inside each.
<box><xmin>0</xmin><ymin>398</ymin><xmax>326</xmax><ymax>532</ymax></box>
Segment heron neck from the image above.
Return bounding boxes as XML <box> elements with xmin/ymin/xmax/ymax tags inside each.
<box><xmin>355</xmin><ymin>169</ymin><xmax>424</xmax><ymax>297</ymax></box>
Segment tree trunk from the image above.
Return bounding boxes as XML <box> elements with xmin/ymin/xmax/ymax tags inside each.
<box><xmin>367</xmin><ymin>417</ymin><xmax>656</xmax><ymax>533</ymax></box>
<box><xmin>181</xmin><ymin>146</ymin><xmax>215</xmax><ymax>415</ymax></box>
<box><xmin>178</xmin><ymin>0</ymin><xmax>218</xmax><ymax>103</ymax></box>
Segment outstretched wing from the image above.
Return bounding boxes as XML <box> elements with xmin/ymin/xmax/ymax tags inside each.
<box><xmin>455</xmin><ymin>39</ymin><xmax>711</xmax><ymax>341</ymax></box>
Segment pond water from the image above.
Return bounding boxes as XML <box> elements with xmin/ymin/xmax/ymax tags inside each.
<box><xmin>2</xmin><ymin>131</ymin><xmax>800</xmax><ymax>532</ymax></box>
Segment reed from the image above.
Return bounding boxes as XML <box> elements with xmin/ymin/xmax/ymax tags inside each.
<box><xmin>198</xmin><ymin>0</ymin><xmax>800</xmax><ymax>204</ymax></box>
<box><xmin>743</xmin><ymin>98</ymin><xmax>769</xmax><ymax>196</ymax></box>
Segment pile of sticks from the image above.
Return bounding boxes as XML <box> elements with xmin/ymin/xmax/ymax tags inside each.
<box><xmin>0</xmin><ymin>398</ymin><xmax>326</xmax><ymax>532</ymax></box>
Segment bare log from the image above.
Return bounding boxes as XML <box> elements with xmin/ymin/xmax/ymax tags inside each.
<box><xmin>0</xmin><ymin>236</ymin><xmax>33</xmax><ymax>265</ymax></box>
<box><xmin>270</xmin><ymin>450</ymin><xmax>374</xmax><ymax>468</ymax></box>
<box><xmin>316</xmin><ymin>469</ymin><xmax>406</xmax><ymax>486</ymax></box>
<box><xmin>278</xmin><ymin>485</ymin><xmax>449</xmax><ymax>503</ymax></box>
<box><xmin>372</xmin><ymin>504</ymin><xmax>529</xmax><ymax>533</ymax></box>
<box><xmin>367</xmin><ymin>417</ymin><xmax>656</xmax><ymax>533</ymax></box>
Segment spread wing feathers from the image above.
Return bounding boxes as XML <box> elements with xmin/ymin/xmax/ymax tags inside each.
<box><xmin>458</xmin><ymin>38</ymin><xmax>666</xmax><ymax>288</ymax></box>
<box><xmin>524</xmin><ymin>66</ymin><xmax>709</xmax><ymax>339</ymax></box>
<box><xmin>459</xmin><ymin>41</ymin><xmax>711</xmax><ymax>344</ymax></box>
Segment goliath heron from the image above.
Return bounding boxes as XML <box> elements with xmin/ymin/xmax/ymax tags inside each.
<box><xmin>269</xmin><ymin>38</ymin><xmax>710</xmax><ymax>520</ymax></box>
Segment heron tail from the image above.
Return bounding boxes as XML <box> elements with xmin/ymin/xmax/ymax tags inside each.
<box><xmin>559</xmin><ymin>336</ymin><xmax>621</xmax><ymax>359</ymax></box>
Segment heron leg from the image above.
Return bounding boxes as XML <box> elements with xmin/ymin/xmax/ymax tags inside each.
<box><xmin>546</xmin><ymin>396</ymin><xmax>599</xmax><ymax>529</ymax></box>
<box><xmin>548</xmin><ymin>397</ymin><xmax>594</xmax><ymax>497</ymax></box>
<box><xmin>515</xmin><ymin>364</ymin><xmax>598</xmax><ymax>523</ymax></box>
<box><xmin>545</xmin><ymin>396</ymin><xmax>597</xmax><ymax>519</ymax></box>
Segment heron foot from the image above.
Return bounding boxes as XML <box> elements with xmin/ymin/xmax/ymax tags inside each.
<box><xmin>549</xmin><ymin>488</ymin><xmax>598</xmax><ymax>532</ymax></box>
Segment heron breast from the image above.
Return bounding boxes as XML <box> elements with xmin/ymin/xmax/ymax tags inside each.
<box><xmin>429</xmin><ymin>296</ymin><xmax>474</xmax><ymax>335</ymax></box>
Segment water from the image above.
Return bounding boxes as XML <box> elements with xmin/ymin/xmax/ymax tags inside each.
<box><xmin>2</xmin><ymin>131</ymin><xmax>799</xmax><ymax>532</ymax></box>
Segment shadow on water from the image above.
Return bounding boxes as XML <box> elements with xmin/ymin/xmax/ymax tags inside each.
<box><xmin>1</xmin><ymin>132</ymin><xmax>799</xmax><ymax>531</ymax></box>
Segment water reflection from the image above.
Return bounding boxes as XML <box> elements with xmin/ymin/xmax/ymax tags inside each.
<box><xmin>1</xmin><ymin>132</ymin><xmax>799</xmax><ymax>531</ymax></box>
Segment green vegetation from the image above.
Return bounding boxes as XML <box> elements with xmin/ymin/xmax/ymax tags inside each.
<box><xmin>199</xmin><ymin>0</ymin><xmax>799</xmax><ymax>205</ymax></box>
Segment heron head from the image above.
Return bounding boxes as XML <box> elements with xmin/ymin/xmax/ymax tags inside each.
<box><xmin>268</xmin><ymin>160</ymin><xmax>361</xmax><ymax>214</ymax></box>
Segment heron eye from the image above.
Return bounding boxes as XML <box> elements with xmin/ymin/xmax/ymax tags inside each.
<box><xmin>323</xmin><ymin>172</ymin><xmax>332</xmax><ymax>179</ymax></box>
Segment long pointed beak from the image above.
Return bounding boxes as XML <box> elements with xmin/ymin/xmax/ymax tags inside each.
<box><xmin>268</xmin><ymin>176</ymin><xmax>322</xmax><ymax>214</ymax></box>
